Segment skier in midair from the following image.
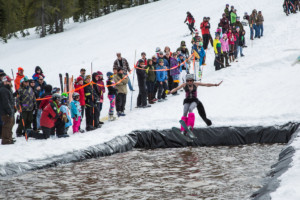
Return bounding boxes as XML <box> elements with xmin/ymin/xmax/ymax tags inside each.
<box><xmin>184</xmin><ymin>12</ymin><xmax>196</xmax><ymax>35</ymax></box>
<box><xmin>170</xmin><ymin>74</ymin><xmax>222</xmax><ymax>135</ymax></box>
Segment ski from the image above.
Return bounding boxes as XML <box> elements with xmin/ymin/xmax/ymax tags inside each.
<box><xmin>179</xmin><ymin>120</ymin><xmax>197</xmax><ymax>139</ymax></box>
<box><xmin>66</xmin><ymin>73</ymin><xmax>69</xmax><ymax>93</ymax></box>
<box><xmin>172</xmin><ymin>127</ymin><xmax>193</xmax><ymax>143</ymax></box>
<box><xmin>59</xmin><ymin>73</ymin><xmax>63</xmax><ymax>93</ymax></box>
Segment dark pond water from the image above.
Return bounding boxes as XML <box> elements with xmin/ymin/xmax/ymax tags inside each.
<box><xmin>0</xmin><ymin>144</ymin><xmax>283</xmax><ymax>200</ymax></box>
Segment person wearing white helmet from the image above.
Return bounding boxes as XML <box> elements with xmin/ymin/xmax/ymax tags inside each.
<box><xmin>170</xmin><ymin>74</ymin><xmax>222</xmax><ymax>134</ymax></box>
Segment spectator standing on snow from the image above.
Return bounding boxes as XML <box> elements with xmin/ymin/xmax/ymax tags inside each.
<box><xmin>84</xmin><ymin>75</ymin><xmax>99</xmax><ymax>131</ymax></box>
<box><xmin>256</xmin><ymin>11</ymin><xmax>264</xmax><ymax>38</ymax></box>
<box><xmin>92</xmin><ymin>73</ymin><xmax>102</xmax><ymax>126</ymax></box>
<box><xmin>170</xmin><ymin>53</ymin><xmax>180</xmax><ymax>95</ymax></box>
<box><xmin>114</xmin><ymin>68</ymin><xmax>129</xmax><ymax>116</ymax></box>
<box><xmin>228</xmin><ymin>6</ymin><xmax>235</xmax><ymax>24</ymax></box>
<box><xmin>113</xmin><ymin>53</ymin><xmax>133</xmax><ymax>91</ymax></box>
<box><xmin>96</xmin><ymin>71</ymin><xmax>105</xmax><ymax>124</ymax></box>
<box><xmin>178</xmin><ymin>54</ymin><xmax>188</xmax><ymax>85</ymax></box>
<box><xmin>38</xmin><ymin>85</ymin><xmax>52</xmax><ymax>129</ymax></box>
<box><xmin>32</xmin><ymin>66</ymin><xmax>45</xmax><ymax>81</ymax></box>
<box><xmin>16</xmin><ymin>76</ymin><xmax>36</xmax><ymax>137</ymax></box>
<box><xmin>0</xmin><ymin>70</ymin><xmax>6</xmax><ymax>139</ymax></box>
<box><xmin>220</xmin><ymin>34</ymin><xmax>231</xmax><ymax>67</ymax></box>
<box><xmin>200</xmin><ymin>17</ymin><xmax>210</xmax><ymax>50</ymax></box>
<box><xmin>34</xmin><ymin>75</ymin><xmax>47</xmax><ymax>98</ymax></box>
<box><xmin>237</xmin><ymin>30</ymin><xmax>246</xmax><ymax>58</ymax></box>
<box><xmin>207</xmin><ymin>17</ymin><xmax>214</xmax><ymax>48</ymax></box>
<box><xmin>227</xmin><ymin>28</ymin><xmax>236</xmax><ymax>62</ymax></box>
<box><xmin>191</xmin><ymin>41</ymin><xmax>205</xmax><ymax>80</ymax></box>
<box><xmin>156</xmin><ymin>59</ymin><xmax>168</xmax><ymax>102</ymax></box>
<box><xmin>74</xmin><ymin>76</ymin><xmax>86</xmax><ymax>120</ymax></box>
<box><xmin>145</xmin><ymin>59</ymin><xmax>156</xmax><ymax>104</ymax></box>
<box><xmin>231</xmin><ymin>9</ymin><xmax>237</xmax><ymax>26</ymax></box>
<box><xmin>235</xmin><ymin>16</ymin><xmax>244</xmax><ymax>33</ymax></box>
<box><xmin>224</xmin><ymin>4</ymin><xmax>230</xmax><ymax>19</ymax></box>
<box><xmin>233</xmin><ymin>27</ymin><xmax>240</xmax><ymax>60</ymax></box>
<box><xmin>70</xmin><ymin>92</ymin><xmax>82</xmax><ymax>134</ymax></box>
<box><xmin>184</xmin><ymin>11</ymin><xmax>196</xmax><ymax>35</ymax></box>
<box><xmin>0</xmin><ymin>76</ymin><xmax>15</xmax><ymax>145</ymax></box>
<box><xmin>164</xmin><ymin>51</ymin><xmax>173</xmax><ymax>91</ymax></box>
<box><xmin>136</xmin><ymin>59</ymin><xmax>151</xmax><ymax>108</ymax></box>
<box><xmin>80</xmin><ymin>68</ymin><xmax>86</xmax><ymax>80</ymax></box>
<box><xmin>106</xmin><ymin>72</ymin><xmax>118</xmax><ymax>121</ymax></box>
<box><xmin>249</xmin><ymin>10</ymin><xmax>257</xmax><ymax>40</ymax></box>
<box><xmin>60</xmin><ymin>93</ymin><xmax>72</xmax><ymax>134</ymax></box>
<box><xmin>14</xmin><ymin>67</ymin><xmax>25</xmax><ymax>92</ymax></box>
<box><xmin>220</xmin><ymin>13</ymin><xmax>230</xmax><ymax>34</ymax></box>
<box><xmin>213</xmin><ymin>34</ymin><xmax>224</xmax><ymax>70</ymax></box>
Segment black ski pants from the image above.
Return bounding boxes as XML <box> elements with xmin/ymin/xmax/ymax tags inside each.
<box><xmin>196</xmin><ymin>99</ymin><xmax>212</xmax><ymax>126</ymax></box>
<box><xmin>221</xmin><ymin>52</ymin><xmax>229</xmax><ymax>66</ymax></box>
<box><xmin>157</xmin><ymin>81</ymin><xmax>168</xmax><ymax>100</ymax></box>
<box><xmin>188</xmin><ymin>23</ymin><xmax>195</xmax><ymax>33</ymax></box>
<box><xmin>85</xmin><ymin>106</ymin><xmax>99</xmax><ymax>129</ymax></box>
<box><xmin>116</xmin><ymin>93</ymin><xmax>126</xmax><ymax>112</ymax></box>
<box><xmin>203</xmin><ymin>34</ymin><xmax>210</xmax><ymax>50</ymax></box>
<box><xmin>137</xmin><ymin>82</ymin><xmax>147</xmax><ymax>107</ymax></box>
<box><xmin>16</xmin><ymin>111</ymin><xmax>33</xmax><ymax>137</ymax></box>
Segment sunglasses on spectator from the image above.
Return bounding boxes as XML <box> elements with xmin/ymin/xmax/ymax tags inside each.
<box><xmin>187</xmin><ymin>80</ymin><xmax>194</xmax><ymax>82</ymax></box>
<box><xmin>39</xmin><ymin>79</ymin><xmax>43</xmax><ymax>80</ymax></box>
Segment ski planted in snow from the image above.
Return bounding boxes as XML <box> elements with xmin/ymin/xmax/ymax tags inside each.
<box><xmin>59</xmin><ymin>73</ymin><xmax>64</xmax><ymax>93</ymax></box>
<box><xmin>66</xmin><ymin>73</ymin><xmax>69</xmax><ymax>93</ymax></box>
<box><xmin>172</xmin><ymin>127</ymin><xmax>193</xmax><ymax>143</ymax></box>
<box><xmin>179</xmin><ymin>120</ymin><xmax>197</xmax><ymax>139</ymax></box>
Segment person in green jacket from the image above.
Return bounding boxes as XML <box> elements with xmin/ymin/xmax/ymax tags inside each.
<box><xmin>114</xmin><ymin>68</ymin><xmax>128</xmax><ymax>117</ymax></box>
<box><xmin>145</xmin><ymin>59</ymin><xmax>156</xmax><ymax>104</ymax></box>
<box><xmin>230</xmin><ymin>9</ymin><xmax>237</xmax><ymax>25</ymax></box>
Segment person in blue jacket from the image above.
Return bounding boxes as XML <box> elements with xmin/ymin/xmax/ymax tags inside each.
<box><xmin>60</xmin><ymin>93</ymin><xmax>72</xmax><ymax>134</ymax></box>
<box><xmin>156</xmin><ymin>59</ymin><xmax>168</xmax><ymax>102</ymax></box>
<box><xmin>191</xmin><ymin>41</ymin><xmax>205</xmax><ymax>81</ymax></box>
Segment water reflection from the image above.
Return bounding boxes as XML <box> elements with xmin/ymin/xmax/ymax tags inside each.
<box><xmin>0</xmin><ymin>144</ymin><xmax>283</xmax><ymax>200</ymax></box>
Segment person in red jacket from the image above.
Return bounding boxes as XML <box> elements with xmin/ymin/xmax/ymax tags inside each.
<box><xmin>14</xmin><ymin>67</ymin><xmax>25</xmax><ymax>92</ymax></box>
<box><xmin>219</xmin><ymin>13</ymin><xmax>230</xmax><ymax>34</ymax></box>
<box><xmin>39</xmin><ymin>94</ymin><xmax>61</xmax><ymax>138</ymax></box>
<box><xmin>227</xmin><ymin>28</ymin><xmax>236</xmax><ymax>62</ymax></box>
<box><xmin>184</xmin><ymin>12</ymin><xmax>196</xmax><ymax>35</ymax></box>
<box><xmin>74</xmin><ymin>76</ymin><xmax>86</xmax><ymax>119</ymax></box>
<box><xmin>200</xmin><ymin>17</ymin><xmax>210</xmax><ymax>50</ymax></box>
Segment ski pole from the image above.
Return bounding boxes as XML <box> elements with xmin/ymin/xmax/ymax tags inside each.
<box><xmin>91</xmin><ymin>62</ymin><xmax>95</xmax><ymax>127</ymax></box>
<box><xmin>130</xmin><ymin>50</ymin><xmax>137</xmax><ymax>111</ymax></box>
<box><xmin>19</xmin><ymin>105</ymin><xmax>28</xmax><ymax>141</ymax></box>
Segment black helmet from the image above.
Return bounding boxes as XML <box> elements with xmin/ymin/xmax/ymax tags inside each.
<box><xmin>52</xmin><ymin>93</ymin><xmax>61</xmax><ymax>101</ymax></box>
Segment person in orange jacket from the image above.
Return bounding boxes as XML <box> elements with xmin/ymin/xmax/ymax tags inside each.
<box><xmin>14</xmin><ymin>67</ymin><xmax>25</xmax><ymax>92</ymax></box>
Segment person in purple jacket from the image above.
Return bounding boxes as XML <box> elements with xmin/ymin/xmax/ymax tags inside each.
<box><xmin>170</xmin><ymin>53</ymin><xmax>180</xmax><ymax>95</ymax></box>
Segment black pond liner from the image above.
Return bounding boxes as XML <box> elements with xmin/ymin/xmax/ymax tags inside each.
<box><xmin>0</xmin><ymin>122</ymin><xmax>299</xmax><ymax>199</ymax></box>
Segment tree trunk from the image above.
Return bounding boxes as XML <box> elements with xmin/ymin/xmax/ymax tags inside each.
<box><xmin>41</xmin><ymin>0</ymin><xmax>46</xmax><ymax>37</ymax></box>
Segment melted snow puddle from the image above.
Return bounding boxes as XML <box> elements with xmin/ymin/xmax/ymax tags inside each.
<box><xmin>0</xmin><ymin>144</ymin><xmax>283</xmax><ymax>200</ymax></box>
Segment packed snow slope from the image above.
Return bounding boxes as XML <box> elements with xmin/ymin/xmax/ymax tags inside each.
<box><xmin>0</xmin><ymin>0</ymin><xmax>300</xmax><ymax>198</ymax></box>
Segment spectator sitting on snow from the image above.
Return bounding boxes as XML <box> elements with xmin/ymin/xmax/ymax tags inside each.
<box><xmin>32</xmin><ymin>66</ymin><xmax>45</xmax><ymax>81</ymax></box>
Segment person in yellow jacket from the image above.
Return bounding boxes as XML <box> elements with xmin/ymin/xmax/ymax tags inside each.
<box><xmin>213</xmin><ymin>34</ymin><xmax>224</xmax><ymax>70</ymax></box>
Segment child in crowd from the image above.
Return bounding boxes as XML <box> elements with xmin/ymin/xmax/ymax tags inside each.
<box><xmin>32</xmin><ymin>66</ymin><xmax>45</xmax><ymax>81</ymax></box>
<box><xmin>70</xmin><ymin>92</ymin><xmax>83</xmax><ymax>134</ymax></box>
<box><xmin>60</xmin><ymin>93</ymin><xmax>72</xmax><ymax>134</ymax></box>
<box><xmin>106</xmin><ymin>72</ymin><xmax>118</xmax><ymax>121</ymax></box>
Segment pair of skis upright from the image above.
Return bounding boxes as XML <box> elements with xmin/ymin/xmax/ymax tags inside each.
<box><xmin>59</xmin><ymin>73</ymin><xmax>69</xmax><ymax>93</ymax></box>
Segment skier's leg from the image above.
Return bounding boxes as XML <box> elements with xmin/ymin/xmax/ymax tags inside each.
<box><xmin>197</xmin><ymin>100</ymin><xmax>212</xmax><ymax>126</ymax></box>
<box><xmin>187</xmin><ymin>113</ymin><xmax>195</xmax><ymax>130</ymax></box>
<box><xmin>180</xmin><ymin>116</ymin><xmax>188</xmax><ymax>131</ymax></box>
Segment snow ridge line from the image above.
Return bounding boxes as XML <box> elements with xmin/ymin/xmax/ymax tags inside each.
<box><xmin>251</xmin><ymin>126</ymin><xmax>300</xmax><ymax>200</ymax></box>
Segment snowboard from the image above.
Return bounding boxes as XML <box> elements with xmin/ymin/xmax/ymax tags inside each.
<box><xmin>172</xmin><ymin>127</ymin><xmax>193</xmax><ymax>143</ymax></box>
<box><xmin>179</xmin><ymin>120</ymin><xmax>197</xmax><ymax>139</ymax></box>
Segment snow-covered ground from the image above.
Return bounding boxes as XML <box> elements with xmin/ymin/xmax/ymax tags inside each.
<box><xmin>0</xmin><ymin>0</ymin><xmax>300</xmax><ymax>198</ymax></box>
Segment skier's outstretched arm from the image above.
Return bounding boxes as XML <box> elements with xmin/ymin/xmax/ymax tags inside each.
<box><xmin>196</xmin><ymin>80</ymin><xmax>223</xmax><ymax>87</ymax></box>
<box><xmin>170</xmin><ymin>83</ymin><xmax>186</xmax><ymax>94</ymax></box>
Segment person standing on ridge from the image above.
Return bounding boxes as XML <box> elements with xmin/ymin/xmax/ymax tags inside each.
<box><xmin>170</xmin><ymin>74</ymin><xmax>222</xmax><ymax>135</ymax></box>
<box><xmin>184</xmin><ymin>12</ymin><xmax>196</xmax><ymax>35</ymax></box>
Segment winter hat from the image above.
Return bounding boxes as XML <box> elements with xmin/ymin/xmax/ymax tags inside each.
<box><xmin>97</xmin><ymin>71</ymin><xmax>103</xmax><ymax>76</ymax></box>
<box><xmin>80</xmin><ymin>68</ymin><xmax>86</xmax><ymax>72</ymax></box>
<box><xmin>117</xmin><ymin>67</ymin><xmax>123</xmax><ymax>72</ymax></box>
<box><xmin>156</xmin><ymin>47</ymin><xmax>161</xmax><ymax>52</ymax></box>
<box><xmin>158</xmin><ymin>59</ymin><xmax>164</xmax><ymax>63</ymax></box>
<box><xmin>236</xmin><ymin>26</ymin><xmax>240</xmax><ymax>30</ymax></box>
<box><xmin>199</xmin><ymin>42</ymin><xmax>203</xmax><ymax>46</ymax></box>
<box><xmin>107</xmin><ymin>72</ymin><xmax>113</xmax><ymax>79</ymax></box>
<box><xmin>85</xmin><ymin>75</ymin><xmax>91</xmax><ymax>80</ymax></box>
<box><xmin>20</xmin><ymin>76</ymin><xmax>29</xmax><ymax>83</ymax></box>
<box><xmin>226</xmin><ymin>4</ymin><xmax>229</xmax><ymax>6</ymax></box>
<box><xmin>76</xmin><ymin>76</ymin><xmax>83</xmax><ymax>82</ymax></box>
<box><xmin>179</xmin><ymin>54</ymin><xmax>183</xmax><ymax>57</ymax></box>
<box><xmin>18</xmin><ymin>67</ymin><xmax>24</xmax><ymax>71</ymax></box>
<box><xmin>141</xmin><ymin>52</ymin><xmax>146</xmax><ymax>56</ymax></box>
<box><xmin>181</xmin><ymin>41</ymin><xmax>186</xmax><ymax>46</ymax></box>
<box><xmin>215</xmin><ymin>32</ymin><xmax>220</xmax><ymax>38</ymax></box>
<box><xmin>236</xmin><ymin>16</ymin><xmax>240</xmax><ymax>20</ymax></box>
<box><xmin>159</xmin><ymin>51</ymin><xmax>164</xmax><ymax>55</ymax></box>
<box><xmin>138</xmin><ymin>59</ymin><xmax>145</xmax><ymax>65</ymax></box>
<box><xmin>51</xmin><ymin>87</ymin><xmax>60</xmax><ymax>94</ymax></box>
<box><xmin>2</xmin><ymin>76</ymin><xmax>12</xmax><ymax>82</ymax></box>
<box><xmin>29</xmin><ymin>79</ymin><xmax>35</xmax><ymax>83</ymax></box>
